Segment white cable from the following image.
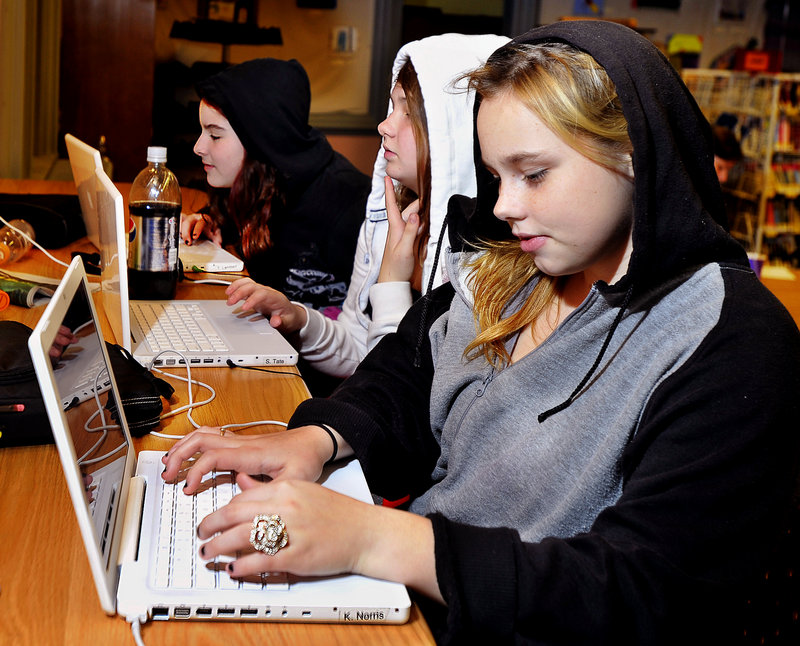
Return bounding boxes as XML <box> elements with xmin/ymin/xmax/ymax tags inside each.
<box><xmin>147</xmin><ymin>350</ymin><xmax>215</xmax><ymax>439</ymax></box>
<box><xmin>188</xmin><ymin>277</ymin><xmax>232</xmax><ymax>285</ymax></box>
<box><xmin>78</xmin><ymin>365</ymin><xmax>122</xmax><ymax>466</ymax></box>
<box><xmin>0</xmin><ymin>213</ymin><xmax>70</xmax><ymax>268</ymax></box>
<box><xmin>129</xmin><ymin>616</ymin><xmax>146</xmax><ymax>646</ymax></box>
<box><xmin>221</xmin><ymin>419</ymin><xmax>287</xmax><ymax>432</ymax></box>
<box><xmin>79</xmin><ymin>423</ymin><xmax>125</xmax><ymax>466</ymax></box>
<box><xmin>72</xmin><ymin>319</ymin><xmax>94</xmax><ymax>335</ymax></box>
<box><xmin>151</xmin><ymin>355</ymin><xmax>217</xmax><ymax>424</ymax></box>
<box><xmin>144</xmin><ymin>349</ymin><xmax>288</xmax><ymax>439</ymax></box>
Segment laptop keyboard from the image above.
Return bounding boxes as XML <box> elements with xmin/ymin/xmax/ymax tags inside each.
<box><xmin>155</xmin><ymin>470</ymin><xmax>289</xmax><ymax>591</ymax></box>
<box><xmin>131</xmin><ymin>302</ymin><xmax>230</xmax><ymax>354</ymax></box>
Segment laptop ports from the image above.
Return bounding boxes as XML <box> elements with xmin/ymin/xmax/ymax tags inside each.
<box><xmin>151</xmin><ymin>606</ymin><xmax>169</xmax><ymax>619</ymax></box>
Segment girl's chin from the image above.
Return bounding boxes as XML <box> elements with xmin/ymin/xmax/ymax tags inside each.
<box><xmin>205</xmin><ymin>175</ymin><xmax>231</xmax><ymax>189</ymax></box>
<box><xmin>385</xmin><ymin>172</ymin><xmax>418</xmax><ymax>194</ymax></box>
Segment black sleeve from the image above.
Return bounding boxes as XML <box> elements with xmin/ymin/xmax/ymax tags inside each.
<box><xmin>317</xmin><ymin>155</ymin><xmax>372</xmax><ymax>283</ymax></box>
<box><xmin>288</xmin><ymin>282</ymin><xmax>456</xmax><ymax>501</ymax></box>
<box><xmin>246</xmin><ymin>156</ymin><xmax>370</xmax><ymax>295</ymax></box>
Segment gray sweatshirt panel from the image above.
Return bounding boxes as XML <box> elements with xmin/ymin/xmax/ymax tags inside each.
<box><xmin>410</xmin><ymin>258</ymin><xmax>724</xmax><ymax>542</ymax></box>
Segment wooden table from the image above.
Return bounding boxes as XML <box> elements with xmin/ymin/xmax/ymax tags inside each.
<box><xmin>0</xmin><ymin>180</ymin><xmax>435</xmax><ymax>645</ymax></box>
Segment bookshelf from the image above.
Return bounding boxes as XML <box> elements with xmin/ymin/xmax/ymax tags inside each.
<box><xmin>682</xmin><ymin>69</ymin><xmax>800</xmax><ymax>261</ymax></box>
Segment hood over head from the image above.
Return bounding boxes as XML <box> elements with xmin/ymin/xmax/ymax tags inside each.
<box><xmin>367</xmin><ymin>32</ymin><xmax>510</xmax><ymax>292</ymax></box>
<box><xmin>196</xmin><ymin>58</ymin><xmax>334</xmax><ymax>193</ymax></box>
<box><xmin>463</xmin><ymin>20</ymin><xmax>748</xmax><ymax>295</ymax></box>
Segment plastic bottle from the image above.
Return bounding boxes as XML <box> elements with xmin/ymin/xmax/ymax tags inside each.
<box><xmin>127</xmin><ymin>146</ymin><xmax>182</xmax><ymax>299</ymax></box>
<box><xmin>0</xmin><ymin>219</ymin><xmax>35</xmax><ymax>266</ymax></box>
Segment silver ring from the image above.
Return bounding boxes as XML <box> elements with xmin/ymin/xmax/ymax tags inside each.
<box><xmin>249</xmin><ymin>514</ymin><xmax>288</xmax><ymax>556</ymax></box>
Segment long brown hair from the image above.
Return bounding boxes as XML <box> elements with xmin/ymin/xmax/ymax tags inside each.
<box><xmin>204</xmin><ymin>103</ymin><xmax>286</xmax><ymax>260</ymax></box>
<box><xmin>394</xmin><ymin>59</ymin><xmax>432</xmax><ymax>264</ymax></box>
<box><xmin>463</xmin><ymin>42</ymin><xmax>632</xmax><ymax>368</ymax></box>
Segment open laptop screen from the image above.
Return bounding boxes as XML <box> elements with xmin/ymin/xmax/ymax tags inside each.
<box><xmin>28</xmin><ymin>258</ymin><xmax>134</xmax><ymax>611</ymax></box>
<box><xmin>50</xmin><ymin>277</ymin><xmax>129</xmax><ymax>567</ymax></box>
<box><xmin>65</xmin><ymin>133</ymin><xmax>104</xmax><ymax>249</ymax></box>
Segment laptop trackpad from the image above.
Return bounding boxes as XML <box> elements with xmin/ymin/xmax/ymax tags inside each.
<box><xmin>206</xmin><ymin>303</ymin><xmax>279</xmax><ymax>340</ymax></box>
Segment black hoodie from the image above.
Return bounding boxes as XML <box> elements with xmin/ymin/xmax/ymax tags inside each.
<box><xmin>196</xmin><ymin>58</ymin><xmax>370</xmax><ymax>307</ymax></box>
<box><xmin>289</xmin><ymin>22</ymin><xmax>800</xmax><ymax>645</ymax></box>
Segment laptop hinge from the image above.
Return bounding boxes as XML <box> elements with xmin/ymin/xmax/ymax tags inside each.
<box><xmin>118</xmin><ymin>475</ymin><xmax>146</xmax><ymax>565</ymax></box>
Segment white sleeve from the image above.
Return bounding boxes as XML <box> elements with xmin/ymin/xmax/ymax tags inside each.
<box><xmin>366</xmin><ymin>281</ymin><xmax>413</xmax><ymax>352</ymax></box>
<box><xmin>295</xmin><ymin>211</ymin><xmax>387</xmax><ymax>377</ymax></box>
<box><xmin>296</xmin><ymin>305</ymin><xmax>365</xmax><ymax>378</ymax></box>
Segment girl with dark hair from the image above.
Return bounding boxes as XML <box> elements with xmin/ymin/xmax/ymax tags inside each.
<box><xmin>183</xmin><ymin>58</ymin><xmax>370</xmax><ymax>309</ymax></box>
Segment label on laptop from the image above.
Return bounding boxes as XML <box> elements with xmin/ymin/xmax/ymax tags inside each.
<box><xmin>340</xmin><ymin>608</ymin><xmax>391</xmax><ymax>622</ymax></box>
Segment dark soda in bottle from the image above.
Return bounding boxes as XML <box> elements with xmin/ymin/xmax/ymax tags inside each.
<box><xmin>127</xmin><ymin>147</ymin><xmax>182</xmax><ymax>299</ymax></box>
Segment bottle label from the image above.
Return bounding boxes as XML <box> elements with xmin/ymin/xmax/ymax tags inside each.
<box><xmin>128</xmin><ymin>202</ymin><xmax>180</xmax><ymax>272</ymax></box>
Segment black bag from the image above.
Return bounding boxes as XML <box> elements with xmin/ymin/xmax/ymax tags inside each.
<box><xmin>0</xmin><ymin>193</ymin><xmax>86</xmax><ymax>248</ymax></box>
<box><xmin>103</xmin><ymin>343</ymin><xmax>175</xmax><ymax>435</ymax></box>
<box><xmin>0</xmin><ymin>321</ymin><xmax>50</xmax><ymax>446</ymax></box>
<box><xmin>0</xmin><ymin>321</ymin><xmax>174</xmax><ymax>447</ymax></box>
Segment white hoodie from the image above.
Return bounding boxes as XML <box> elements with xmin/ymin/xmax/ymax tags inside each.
<box><xmin>296</xmin><ymin>33</ymin><xmax>510</xmax><ymax>377</ymax></box>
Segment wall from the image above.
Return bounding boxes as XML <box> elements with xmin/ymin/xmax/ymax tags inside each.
<box><xmin>59</xmin><ymin>0</ymin><xmax>157</xmax><ymax>181</ymax></box>
<box><xmin>0</xmin><ymin>0</ymin><xmax>60</xmax><ymax>179</ymax></box>
<box><xmin>156</xmin><ymin>0</ymin><xmax>375</xmax><ymax>116</ymax></box>
<box><xmin>327</xmin><ymin>133</ymin><xmax>381</xmax><ymax>176</ymax></box>
<box><xmin>0</xmin><ymin>0</ymin><xmax>776</xmax><ymax>181</ymax></box>
<box><xmin>0</xmin><ymin>0</ymin><xmax>33</xmax><ymax>178</ymax></box>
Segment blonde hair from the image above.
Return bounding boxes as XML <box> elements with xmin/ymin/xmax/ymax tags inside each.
<box><xmin>463</xmin><ymin>42</ymin><xmax>632</xmax><ymax>368</ymax></box>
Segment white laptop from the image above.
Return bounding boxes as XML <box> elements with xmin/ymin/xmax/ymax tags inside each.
<box><xmin>27</xmin><ymin>256</ymin><xmax>412</xmax><ymax>624</ymax></box>
<box><xmin>65</xmin><ymin>133</ymin><xmax>105</xmax><ymax>249</ymax></box>
<box><xmin>65</xmin><ymin>133</ymin><xmax>244</xmax><ymax>273</ymax></box>
<box><xmin>93</xmin><ymin>167</ymin><xmax>297</xmax><ymax>368</ymax></box>
<box><xmin>180</xmin><ymin>239</ymin><xmax>244</xmax><ymax>273</ymax></box>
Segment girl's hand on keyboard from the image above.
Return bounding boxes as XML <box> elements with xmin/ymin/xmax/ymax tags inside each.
<box><xmin>196</xmin><ymin>473</ymin><xmax>441</xmax><ymax>600</ymax></box>
<box><xmin>161</xmin><ymin>425</ymin><xmax>349</xmax><ymax>494</ymax></box>
<box><xmin>225</xmin><ymin>278</ymin><xmax>307</xmax><ymax>333</ymax></box>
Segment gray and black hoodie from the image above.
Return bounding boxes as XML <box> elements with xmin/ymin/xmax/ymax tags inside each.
<box><xmin>289</xmin><ymin>22</ymin><xmax>800</xmax><ymax>645</ymax></box>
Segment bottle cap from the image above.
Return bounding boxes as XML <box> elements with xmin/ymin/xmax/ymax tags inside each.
<box><xmin>0</xmin><ymin>290</ymin><xmax>8</xmax><ymax>311</ymax></box>
<box><xmin>146</xmin><ymin>146</ymin><xmax>168</xmax><ymax>163</ymax></box>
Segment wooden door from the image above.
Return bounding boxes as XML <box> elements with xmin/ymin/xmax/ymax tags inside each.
<box><xmin>59</xmin><ymin>0</ymin><xmax>156</xmax><ymax>181</ymax></box>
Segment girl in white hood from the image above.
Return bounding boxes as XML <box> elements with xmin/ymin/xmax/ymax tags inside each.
<box><xmin>225</xmin><ymin>33</ymin><xmax>509</xmax><ymax>378</ymax></box>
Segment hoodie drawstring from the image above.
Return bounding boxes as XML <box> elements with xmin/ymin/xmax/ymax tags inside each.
<box><xmin>413</xmin><ymin>215</ymin><xmax>449</xmax><ymax>368</ymax></box>
<box><xmin>538</xmin><ymin>285</ymin><xmax>634</xmax><ymax>423</ymax></box>
<box><xmin>410</xmin><ymin>217</ymin><xmax>633</xmax><ymax>417</ymax></box>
